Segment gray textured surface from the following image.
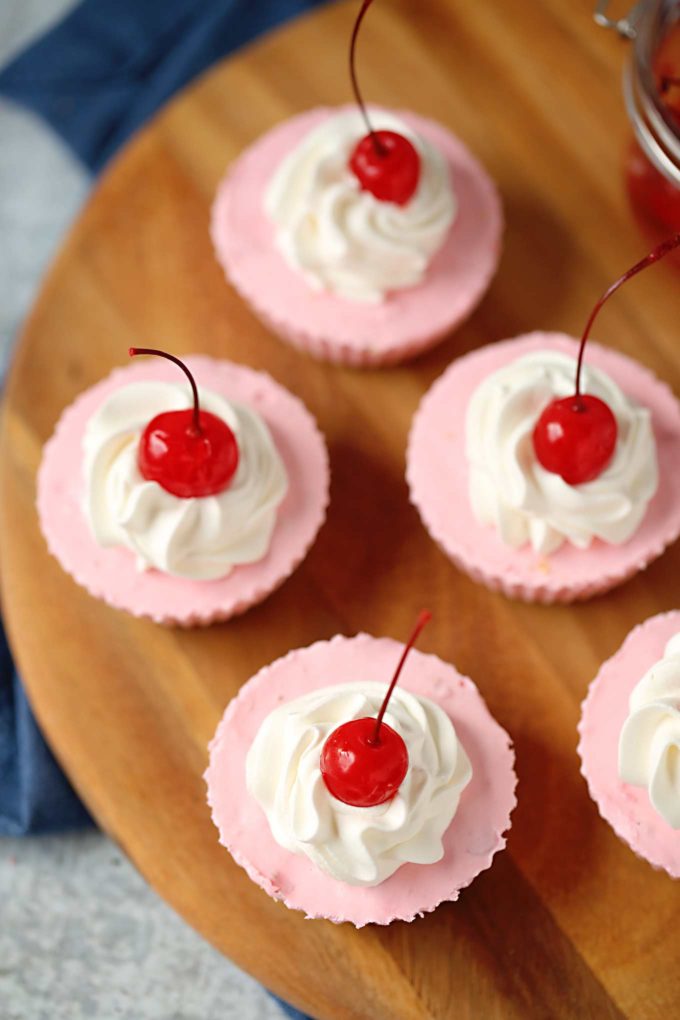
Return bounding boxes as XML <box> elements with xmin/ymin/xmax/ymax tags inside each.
<box><xmin>1</xmin><ymin>832</ymin><xmax>284</xmax><ymax>1020</ymax></box>
<box><xmin>0</xmin><ymin>3</ymin><xmax>289</xmax><ymax>1017</ymax></box>
<box><xmin>0</xmin><ymin>0</ymin><xmax>87</xmax><ymax>376</ymax></box>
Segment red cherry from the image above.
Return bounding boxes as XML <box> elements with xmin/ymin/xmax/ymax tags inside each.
<box><xmin>138</xmin><ymin>408</ymin><xmax>239</xmax><ymax>498</ymax></box>
<box><xmin>347</xmin><ymin>0</ymin><xmax>421</xmax><ymax>206</ymax></box>
<box><xmin>320</xmin><ymin>718</ymin><xmax>408</xmax><ymax>807</ymax></box>
<box><xmin>532</xmin><ymin>395</ymin><xmax>618</xmax><ymax>485</ymax></box>
<box><xmin>532</xmin><ymin>233</ymin><xmax>680</xmax><ymax>484</ymax></box>
<box><xmin>129</xmin><ymin>347</ymin><xmax>239</xmax><ymax>499</ymax></box>
<box><xmin>320</xmin><ymin>609</ymin><xmax>432</xmax><ymax>808</ymax></box>
<box><xmin>349</xmin><ymin>131</ymin><xmax>420</xmax><ymax>205</ymax></box>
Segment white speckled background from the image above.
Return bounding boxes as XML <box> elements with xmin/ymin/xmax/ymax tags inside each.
<box><xmin>0</xmin><ymin>3</ymin><xmax>292</xmax><ymax>1017</ymax></box>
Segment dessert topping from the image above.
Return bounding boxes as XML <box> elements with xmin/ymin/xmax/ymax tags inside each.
<box><xmin>532</xmin><ymin>235</ymin><xmax>680</xmax><ymax>485</ymax></box>
<box><xmin>320</xmin><ymin>610</ymin><xmax>431</xmax><ymax>807</ymax></box>
<box><xmin>619</xmin><ymin>632</ymin><xmax>680</xmax><ymax>828</ymax></box>
<box><xmin>348</xmin><ymin>0</ymin><xmax>420</xmax><ymax>205</ymax></box>
<box><xmin>129</xmin><ymin>348</ymin><xmax>239</xmax><ymax>498</ymax></box>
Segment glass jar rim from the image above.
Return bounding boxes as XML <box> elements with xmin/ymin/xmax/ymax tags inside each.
<box><xmin>597</xmin><ymin>0</ymin><xmax>680</xmax><ymax>184</ymax></box>
<box><xmin>630</xmin><ymin>0</ymin><xmax>680</xmax><ymax>184</ymax></box>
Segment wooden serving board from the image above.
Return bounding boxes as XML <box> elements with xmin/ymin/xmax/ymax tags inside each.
<box><xmin>2</xmin><ymin>1</ymin><xmax>680</xmax><ymax>1017</ymax></box>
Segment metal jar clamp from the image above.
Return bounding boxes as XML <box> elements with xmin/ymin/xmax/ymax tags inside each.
<box><xmin>595</xmin><ymin>0</ymin><xmax>680</xmax><ymax>187</ymax></box>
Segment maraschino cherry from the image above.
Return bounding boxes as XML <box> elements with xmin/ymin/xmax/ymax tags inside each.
<box><xmin>532</xmin><ymin>234</ymin><xmax>680</xmax><ymax>486</ymax></box>
<box><xmin>320</xmin><ymin>609</ymin><xmax>432</xmax><ymax>808</ymax></box>
<box><xmin>347</xmin><ymin>0</ymin><xmax>420</xmax><ymax>206</ymax></box>
<box><xmin>129</xmin><ymin>347</ymin><xmax>239</xmax><ymax>498</ymax></box>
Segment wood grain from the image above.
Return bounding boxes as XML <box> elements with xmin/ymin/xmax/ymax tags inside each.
<box><xmin>2</xmin><ymin>1</ymin><xmax>680</xmax><ymax>1017</ymax></box>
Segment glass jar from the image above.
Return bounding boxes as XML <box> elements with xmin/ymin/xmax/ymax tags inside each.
<box><xmin>596</xmin><ymin>0</ymin><xmax>680</xmax><ymax>233</ymax></box>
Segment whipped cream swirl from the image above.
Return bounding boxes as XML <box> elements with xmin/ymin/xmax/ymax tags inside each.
<box><xmin>465</xmin><ymin>350</ymin><xmax>658</xmax><ymax>555</ymax></box>
<box><xmin>264</xmin><ymin>109</ymin><xmax>456</xmax><ymax>303</ymax></box>
<box><xmin>83</xmin><ymin>381</ymin><xmax>288</xmax><ymax>581</ymax></box>
<box><xmin>246</xmin><ymin>682</ymin><xmax>472</xmax><ymax>887</ymax></box>
<box><xmin>619</xmin><ymin>633</ymin><xmax>680</xmax><ymax>829</ymax></box>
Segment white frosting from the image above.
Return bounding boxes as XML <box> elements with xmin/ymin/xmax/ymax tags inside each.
<box><xmin>619</xmin><ymin>632</ymin><xmax>680</xmax><ymax>829</ymax></box>
<box><xmin>465</xmin><ymin>350</ymin><xmax>658</xmax><ymax>555</ymax></box>
<box><xmin>83</xmin><ymin>381</ymin><xmax>288</xmax><ymax>581</ymax></box>
<box><xmin>264</xmin><ymin>109</ymin><xmax>456</xmax><ymax>303</ymax></box>
<box><xmin>246</xmin><ymin>682</ymin><xmax>472</xmax><ymax>887</ymax></box>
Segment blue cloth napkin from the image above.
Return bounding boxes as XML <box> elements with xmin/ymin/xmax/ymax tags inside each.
<box><xmin>0</xmin><ymin>0</ymin><xmax>326</xmax><ymax>173</ymax></box>
<box><xmin>0</xmin><ymin>2</ymin><xmax>332</xmax><ymax>1016</ymax></box>
<box><xmin>0</xmin><ymin>625</ymin><xmax>91</xmax><ymax>834</ymax></box>
<box><xmin>0</xmin><ymin>0</ymin><xmax>323</xmax><ymax>830</ymax></box>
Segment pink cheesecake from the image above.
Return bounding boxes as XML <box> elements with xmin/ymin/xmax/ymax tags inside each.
<box><xmin>37</xmin><ymin>357</ymin><xmax>329</xmax><ymax>626</ymax></box>
<box><xmin>211</xmin><ymin>106</ymin><xmax>503</xmax><ymax>367</ymax></box>
<box><xmin>578</xmin><ymin>611</ymin><xmax>680</xmax><ymax>877</ymax></box>
<box><xmin>205</xmin><ymin>633</ymin><xmax>516</xmax><ymax>926</ymax></box>
<box><xmin>407</xmin><ymin>332</ymin><xmax>680</xmax><ymax>603</ymax></box>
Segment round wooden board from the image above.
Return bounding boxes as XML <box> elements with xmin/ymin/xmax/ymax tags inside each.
<box><xmin>2</xmin><ymin>1</ymin><xmax>680</xmax><ymax>1017</ymax></box>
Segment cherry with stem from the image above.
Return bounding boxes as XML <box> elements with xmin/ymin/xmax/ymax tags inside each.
<box><xmin>320</xmin><ymin>610</ymin><xmax>432</xmax><ymax>808</ymax></box>
<box><xmin>371</xmin><ymin>609</ymin><xmax>432</xmax><ymax>744</ymax></box>
<box><xmin>532</xmin><ymin>234</ymin><xmax>680</xmax><ymax>486</ymax></box>
<box><xmin>349</xmin><ymin>0</ymin><xmax>385</xmax><ymax>156</ymax></box>
<box><xmin>347</xmin><ymin>0</ymin><xmax>420</xmax><ymax>206</ymax></box>
<box><xmin>129</xmin><ymin>347</ymin><xmax>239</xmax><ymax>499</ymax></box>
<box><xmin>131</xmin><ymin>347</ymin><xmax>202</xmax><ymax>433</ymax></box>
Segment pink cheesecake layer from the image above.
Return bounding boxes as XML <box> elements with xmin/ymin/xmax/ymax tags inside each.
<box><xmin>578</xmin><ymin>611</ymin><xmax>680</xmax><ymax>877</ymax></box>
<box><xmin>37</xmin><ymin>358</ymin><xmax>329</xmax><ymax>626</ymax></box>
<box><xmin>407</xmin><ymin>332</ymin><xmax>680</xmax><ymax>603</ymax></box>
<box><xmin>205</xmin><ymin>634</ymin><xmax>516</xmax><ymax>927</ymax></box>
<box><xmin>211</xmin><ymin>106</ymin><xmax>503</xmax><ymax>367</ymax></box>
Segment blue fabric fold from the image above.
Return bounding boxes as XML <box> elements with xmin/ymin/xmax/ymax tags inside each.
<box><xmin>0</xmin><ymin>2</ymin><xmax>331</xmax><ymax>1015</ymax></box>
<box><xmin>0</xmin><ymin>0</ymin><xmax>322</xmax><ymax>839</ymax></box>
<box><xmin>0</xmin><ymin>625</ymin><xmax>91</xmax><ymax>835</ymax></box>
<box><xmin>0</xmin><ymin>0</ymin><xmax>326</xmax><ymax>172</ymax></box>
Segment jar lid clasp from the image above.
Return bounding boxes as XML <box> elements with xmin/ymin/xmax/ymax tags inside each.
<box><xmin>593</xmin><ymin>0</ymin><xmax>646</xmax><ymax>40</ymax></box>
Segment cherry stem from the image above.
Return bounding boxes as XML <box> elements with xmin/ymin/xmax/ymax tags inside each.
<box><xmin>129</xmin><ymin>347</ymin><xmax>202</xmax><ymax>435</ymax></box>
<box><xmin>371</xmin><ymin>610</ymin><xmax>433</xmax><ymax>746</ymax></box>
<box><xmin>574</xmin><ymin>234</ymin><xmax>680</xmax><ymax>401</ymax></box>
<box><xmin>349</xmin><ymin>0</ymin><xmax>386</xmax><ymax>157</ymax></box>
<box><xmin>660</xmin><ymin>75</ymin><xmax>680</xmax><ymax>94</ymax></box>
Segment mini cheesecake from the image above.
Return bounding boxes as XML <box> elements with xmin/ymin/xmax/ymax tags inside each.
<box><xmin>211</xmin><ymin>106</ymin><xmax>503</xmax><ymax>367</ymax></box>
<box><xmin>407</xmin><ymin>332</ymin><xmax>680</xmax><ymax>603</ymax></box>
<box><xmin>205</xmin><ymin>633</ymin><xmax>516</xmax><ymax>926</ymax></box>
<box><xmin>38</xmin><ymin>356</ymin><xmax>329</xmax><ymax>625</ymax></box>
<box><xmin>578</xmin><ymin>611</ymin><xmax>680</xmax><ymax>877</ymax></box>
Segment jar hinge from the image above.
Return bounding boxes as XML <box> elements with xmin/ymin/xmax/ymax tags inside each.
<box><xmin>593</xmin><ymin>0</ymin><xmax>648</xmax><ymax>39</ymax></box>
